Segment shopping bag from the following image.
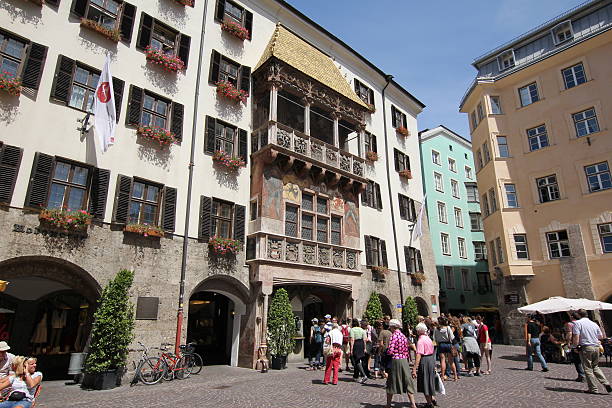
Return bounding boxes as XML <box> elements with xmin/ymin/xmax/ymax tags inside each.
<box><xmin>435</xmin><ymin>372</ymin><xmax>446</xmax><ymax>395</ymax></box>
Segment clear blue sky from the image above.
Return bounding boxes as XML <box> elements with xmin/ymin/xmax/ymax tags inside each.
<box><xmin>285</xmin><ymin>0</ymin><xmax>587</xmax><ymax>138</ymax></box>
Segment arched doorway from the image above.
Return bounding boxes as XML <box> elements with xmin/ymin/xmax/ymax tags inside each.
<box><xmin>0</xmin><ymin>256</ymin><xmax>100</xmax><ymax>380</ymax></box>
<box><xmin>187</xmin><ymin>277</ymin><xmax>247</xmax><ymax>367</ymax></box>
<box><xmin>415</xmin><ymin>297</ymin><xmax>429</xmax><ymax>316</ymax></box>
<box><xmin>378</xmin><ymin>294</ymin><xmax>394</xmax><ymax>317</ymax></box>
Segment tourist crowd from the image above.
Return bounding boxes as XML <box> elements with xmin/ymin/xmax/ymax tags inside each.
<box><xmin>0</xmin><ymin>341</ymin><xmax>43</xmax><ymax>408</ymax></box>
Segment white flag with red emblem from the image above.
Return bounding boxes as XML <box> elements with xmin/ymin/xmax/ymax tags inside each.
<box><xmin>413</xmin><ymin>194</ymin><xmax>427</xmax><ymax>241</ymax></box>
<box><xmin>94</xmin><ymin>55</ymin><xmax>116</xmax><ymax>152</ymax></box>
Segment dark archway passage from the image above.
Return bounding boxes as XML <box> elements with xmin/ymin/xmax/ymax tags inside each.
<box><xmin>415</xmin><ymin>297</ymin><xmax>429</xmax><ymax>317</ymax></box>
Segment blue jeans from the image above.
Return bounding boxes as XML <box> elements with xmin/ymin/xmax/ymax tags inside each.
<box><xmin>527</xmin><ymin>338</ymin><xmax>548</xmax><ymax>370</ymax></box>
<box><xmin>309</xmin><ymin>342</ymin><xmax>323</xmax><ymax>367</ymax></box>
<box><xmin>0</xmin><ymin>401</ymin><xmax>33</xmax><ymax>408</ymax></box>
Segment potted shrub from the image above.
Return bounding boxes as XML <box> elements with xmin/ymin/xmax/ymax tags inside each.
<box><xmin>137</xmin><ymin>125</ymin><xmax>176</xmax><ymax>147</ymax></box>
<box><xmin>267</xmin><ymin>288</ymin><xmax>296</xmax><ymax>370</ymax></box>
<box><xmin>399</xmin><ymin>169</ymin><xmax>412</xmax><ymax>179</ymax></box>
<box><xmin>396</xmin><ymin>126</ymin><xmax>409</xmax><ymax>137</ymax></box>
<box><xmin>0</xmin><ymin>72</ymin><xmax>22</xmax><ymax>96</ymax></box>
<box><xmin>80</xmin><ymin>18</ymin><xmax>121</xmax><ymax>43</ymax></box>
<box><xmin>208</xmin><ymin>236</ymin><xmax>241</xmax><ymax>256</ymax></box>
<box><xmin>123</xmin><ymin>223</ymin><xmax>164</xmax><ymax>237</ymax></box>
<box><xmin>145</xmin><ymin>46</ymin><xmax>185</xmax><ymax>73</ymax></box>
<box><xmin>365</xmin><ymin>151</ymin><xmax>378</xmax><ymax>162</ymax></box>
<box><xmin>212</xmin><ymin>150</ymin><xmax>246</xmax><ymax>171</ymax></box>
<box><xmin>39</xmin><ymin>208</ymin><xmax>92</xmax><ymax>235</ymax></box>
<box><xmin>216</xmin><ymin>80</ymin><xmax>248</xmax><ymax>104</ymax></box>
<box><xmin>221</xmin><ymin>20</ymin><xmax>250</xmax><ymax>41</ymax></box>
<box><xmin>402</xmin><ymin>296</ymin><xmax>419</xmax><ymax>331</ymax></box>
<box><xmin>363</xmin><ymin>292</ymin><xmax>384</xmax><ymax>323</ymax></box>
<box><xmin>82</xmin><ymin>269</ymin><xmax>135</xmax><ymax>390</ymax></box>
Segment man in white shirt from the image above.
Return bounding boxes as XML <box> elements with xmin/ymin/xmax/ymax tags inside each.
<box><xmin>0</xmin><ymin>342</ymin><xmax>15</xmax><ymax>377</ymax></box>
<box><xmin>571</xmin><ymin>309</ymin><xmax>611</xmax><ymax>394</ymax></box>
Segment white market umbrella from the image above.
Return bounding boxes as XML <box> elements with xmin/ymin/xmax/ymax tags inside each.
<box><xmin>517</xmin><ymin>296</ymin><xmax>612</xmax><ymax>315</ymax></box>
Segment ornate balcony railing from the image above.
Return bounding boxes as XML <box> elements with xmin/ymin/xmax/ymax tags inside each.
<box><xmin>248</xmin><ymin>232</ymin><xmax>361</xmax><ymax>272</ymax></box>
<box><xmin>251</xmin><ymin>121</ymin><xmax>365</xmax><ymax>180</ymax></box>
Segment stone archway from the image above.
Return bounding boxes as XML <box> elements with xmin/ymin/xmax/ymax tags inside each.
<box><xmin>188</xmin><ymin>276</ymin><xmax>249</xmax><ymax>367</ymax></box>
<box><xmin>415</xmin><ymin>296</ymin><xmax>429</xmax><ymax>316</ymax></box>
<box><xmin>378</xmin><ymin>294</ymin><xmax>394</xmax><ymax>318</ymax></box>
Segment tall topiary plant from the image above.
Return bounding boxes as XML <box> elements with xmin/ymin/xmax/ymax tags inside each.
<box><xmin>363</xmin><ymin>292</ymin><xmax>383</xmax><ymax>323</ymax></box>
<box><xmin>85</xmin><ymin>269</ymin><xmax>135</xmax><ymax>375</ymax></box>
<box><xmin>402</xmin><ymin>296</ymin><xmax>419</xmax><ymax>330</ymax></box>
<box><xmin>266</xmin><ymin>288</ymin><xmax>296</xmax><ymax>357</ymax></box>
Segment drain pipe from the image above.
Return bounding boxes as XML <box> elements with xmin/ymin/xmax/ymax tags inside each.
<box><xmin>175</xmin><ymin>0</ymin><xmax>209</xmax><ymax>356</ymax></box>
<box><xmin>380</xmin><ymin>74</ymin><xmax>405</xmax><ymax>305</ymax></box>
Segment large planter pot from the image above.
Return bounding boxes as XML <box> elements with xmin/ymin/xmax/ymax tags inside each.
<box><xmin>270</xmin><ymin>355</ymin><xmax>287</xmax><ymax>370</ymax></box>
<box><xmin>81</xmin><ymin>370</ymin><xmax>118</xmax><ymax>390</ymax></box>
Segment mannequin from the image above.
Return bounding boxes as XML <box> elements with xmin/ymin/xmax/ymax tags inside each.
<box><xmin>31</xmin><ymin>313</ymin><xmax>48</xmax><ymax>354</ymax></box>
<box><xmin>50</xmin><ymin>307</ymin><xmax>68</xmax><ymax>353</ymax></box>
<box><xmin>74</xmin><ymin>306</ymin><xmax>89</xmax><ymax>352</ymax></box>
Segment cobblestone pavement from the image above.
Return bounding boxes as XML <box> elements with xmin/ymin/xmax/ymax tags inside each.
<box><xmin>36</xmin><ymin>346</ymin><xmax>611</xmax><ymax>408</ymax></box>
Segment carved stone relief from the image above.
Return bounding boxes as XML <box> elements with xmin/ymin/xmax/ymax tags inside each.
<box><xmin>285</xmin><ymin>241</ymin><xmax>299</xmax><ymax>262</ymax></box>
<box><xmin>318</xmin><ymin>247</ymin><xmax>330</xmax><ymax>266</ymax></box>
<box><xmin>332</xmin><ymin>249</ymin><xmax>344</xmax><ymax>268</ymax></box>
<box><xmin>268</xmin><ymin>238</ymin><xmax>283</xmax><ymax>260</ymax></box>
<box><xmin>303</xmin><ymin>244</ymin><xmax>316</xmax><ymax>265</ymax></box>
<box><xmin>346</xmin><ymin>251</ymin><xmax>357</xmax><ymax>270</ymax></box>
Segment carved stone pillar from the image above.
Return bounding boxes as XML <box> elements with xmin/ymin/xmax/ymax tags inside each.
<box><xmin>332</xmin><ymin>111</ymin><xmax>340</xmax><ymax>148</ymax></box>
<box><xmin>302</xmin><ymin>97</ymin><xmax>312</xmax><ymax>136</ymax></box>
<box><xmin>356</xmin><ymin>122</ymin><xmax>366</xmax><ymax>158</ymax></box>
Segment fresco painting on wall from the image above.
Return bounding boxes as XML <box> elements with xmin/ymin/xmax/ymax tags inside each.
<box><xmin>344</xmin><ymin>200</ymin><xmax>359</xmax><ymax>237</ymax></box>
<box><xmin>262</xmin><ymin>166</ymin><xmax>283</xmax><ymax>219</ymax></box>
<box><xmin>331</xmin><ymin>195</ymin><xmax>344</xmax><ymax>213</ymax></box>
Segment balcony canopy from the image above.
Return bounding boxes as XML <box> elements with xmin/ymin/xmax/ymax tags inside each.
<box><xmin>255</xmin><ymin>24</ymin><xmax>369</xmax><ymax>110</ymax></box>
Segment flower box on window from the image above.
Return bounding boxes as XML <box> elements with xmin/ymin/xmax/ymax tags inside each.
<box><xmin>174</xmin><ymin>0</ymin><xmax>194</xmax><ymax>6</ymax></box>
<box><xmin>208</xmin><ymin>236</ymin><xmax>241</xmax><ymax>256</ymax></box>
<box><xmin>396</xmin><ymin>126</ymin><xmax>409</xmax><ymax>137</ymax></box>
<box><xmin>137</xmin><ymin>125</ymin><xmax>176</xmax><ymax>147</ymax></box>
<box><xmin>216</xmin><ymin>80</ymin><xmax>248</xmax><ymax>104</ymax></box>
<box><xmin>365</xmin><ymin>151</ymin><xmax>378</xmax><ymax>162</ymax></box>
<box><xmin>411</xmin><ymin>272</ymin><xmax>426</xmax><ymax>285</ymax></box>
<box><xmin>0</xmin><ymin>73</ymin><xmax>22</xmax><ymax>97</ymax></box>
<box><xmin>39</xmin><ymin>208</ymin><xmax>92</xmax><ymax>234</ymax></box>
<box><xmin>371</xmin><ymin>265</ymin><xmax>389</xmax><ymax>275</ymax></box>
<box><xmin>212</xmin><ymin>150</ymin><xmax>245</xmax><ymax>171</ymax></box>
<box><xmin>80</xmin><ymin>18</ymin><xmax>121</xmax><ymax>43</ymax></box>
<box><xmin>145</xmin><ymin>46</ymin><xmax>185</xmax><ymax>73</ymax></box>
<box><xmin>123</xmin><ymin>223</ymin><xmax>165</xmax><ymax>238</ymax></box>
<box><xmin>399</xmin><ymin>169</ymin><xmax>413</xmax><ymax>179</ymax></box>
<box><xmin>221</xmin><ymin>20</ymin><xmax>250</xmax><ymax>41</ymax></box>
<box><xmin>366</xmin><ymin>103</ymin><xmax>376</xmax><ymax>113</ymax></box>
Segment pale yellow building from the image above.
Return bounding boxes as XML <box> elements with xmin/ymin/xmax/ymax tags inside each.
<box><xmin>460</xmin><ymin>0</ymin><xmax>612</xmax><ymax>343</ymax></box>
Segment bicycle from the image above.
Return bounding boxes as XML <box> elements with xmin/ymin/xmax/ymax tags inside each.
<box><xmin>181</xmin><ymin>342</ymin><xmax>204</xmax><ymax>375</ymax></box>
<box><xmin>158</xmin><ymin>342</ymin><xmax>193</xmax><ymax>381</ymax></box>
<box><xmin>131</xmin><ymin>342</ymin><xmax>164</xmax><ymax>386</ymax></box>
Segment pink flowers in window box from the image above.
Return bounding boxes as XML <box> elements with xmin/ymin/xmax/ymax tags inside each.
<box><xmin>215</xmin><ymin>80</ymin><xmax>248</xmax><ymax>104</ymax></box>
<box><xmin>396</xmin><ymin>126</ymin><xmax>410</xmax><ymax>137</ymax></box>
<box><xmin>0</xmin><ymin>72</ymin><xmax>22</xmax><ymax>97</ymax></box>
<box><xmin>137</xmin><ymin>125</ymin><xmax>176</xmax><ymax>147</ymax></box>
<box><xmin>145</xmin><ymin>46</ymin><xmax>185</xmax><ymax>73</ymax></box>
<box><xmin>366</xmin><ymin>151</ymin><xmax>378</xmax><ymax>162</ymax></box>
<box><xmin>174</xmin><ymin>0</ymin><xmax>194</xmax><ymax>6</ymax></box>
<box><xmin>411</xmin><ymin>272</ymin><xmax>426</xmax><ymax>285</ymax></box>
<box><xmin>80</xmin><ymin>18</ymin><xmax>121</xmax><ymax>43</ymax></box>
<box><xmin>39</xmin><ymin>208</ymin><xmax>92</xmax><ymax>233</ymax></box>
<box><xmin>124</xmin><ymin>223</ymin><xmax>165</xmax><ymax>238</ymax></box>
<box><xmin>212</xmin><ymin>150</ymin><xmax>246</xmax><ymax>171</ymax></box>
<box><xmin>399</xmin><ymin>169</ymin><xmax>413</xmax><ymax>179</ymax></box>
<box><xmin>221</xmin><ymin>20</ymin><xmax>250</xmax><ymax>41</ymax></box>
<box><xmin>208</xmin><ymin>236</ymin><xmax>241</xmax><ymax>255</ymax></box>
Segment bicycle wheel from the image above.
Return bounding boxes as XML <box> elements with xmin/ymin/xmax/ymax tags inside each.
<box><xmin>175</xmin><ymin>356</ymin><xmax>193</xmax><ymax>380</ymax></box>
<box><xmin>187</xmin><ymin>353</ymin><xmax>204</xmax><ymax>375</ymax></box>
<box><xmin>163</xmin><ymin>359</ymin><xmax>175</xmax><ymax>381</ymax></box>
<box><xmin>138</xmin><ymin>357</ymin><xmax>167</xmax><ymax>385</ymax></box>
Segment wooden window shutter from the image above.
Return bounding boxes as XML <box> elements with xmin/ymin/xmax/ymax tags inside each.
<box><xmin>364</xmin><ymin>235</ymin><xmax>372</xmax><ymax>266</ymax></box>
<box><xmin>112</xmin><ymin>174</ymin><xmax>132</xmax><ymax>224</ymax></box>
<box><xmin>214</xmin><ymin>0</ymin><xmax>225</xmax><ymax>21</ymax></box>
<box><xmin>238</xmin><ymin>128</ymin><xmax>248</xmax><ymax>164</ymax></box>
<box><xmin>88</xmin><ymin>167</ymin><xmax>110</xmax><ymax>221</ymax></box>
<box><xmin>204</xmin><ymin>116</ymin><xmax>216</xmax><ymax>154</ymax></box>
<box><xmin>398</xmin><ymin>194</ymin><xmax>406</xmax><ymax>219</ymax></box>
<box><xmin>71</xmin><ymin>0</ymin><xmax>88</xmax><ymax>17</ymax></box>
<box><xmin>381</xmin><ymin>240</ymin><xmax>388</xmax><ymax>267</ymax></box>
<box><xmin>375</xmin><ymin>183</ymin><xmax>382</xmax><ymax>210</ymax></box>
<box><xmin>126</xmin><ymin>85</ymin><xmax>143</xmax><ymax>126</ymax></box>
<box><xmin>50</xmin><ymin>55</ymin><xmax>75</xmax><ymax>104</ymax></box>
<box><xmin>178</xmin><ymin>34</ymin><xmax>191</xmax><ymax>68</ymax></box>
<box><xmin>368</xmin><ymin>88</ymin><xmax>374</xmax><ymax>107</ymax></box>
<box><xmin>171</xmin><ymin>102</ymin><xmax>184</xmax><ymax>141</ymax></box>
<box><xmin>404</xmin><ymin>247</ymin><xmax>412</xmax><ymax>273</ymax></box>
<box><xmin>394</xmin><ymin>149</ymin><xmax>400</xmax><ymax>172</ymax></box>
<box><xmin>22</xmin><ymin>42</ymin><xmax>47</xmax><ymax>90</ymax></box>
<box><xmin>120</xmin><ymin>2</ymin><xmax>137</xmax><ymax>42</ymax></box>
<box><xmin>410</xmin><ymin>200</ymin><xmax>416</xmax><ymax>221</ymax></box>
<box><xmin>239</xmin><ymin>65</ymin><xmax>251</xmax><ymax>94</ymax></box>
<box><xmin>371</xmin><ymin>134</ymin><xmax>377</xmax><ymax>153</ymax></box>
<box><xmin>244</xmin><ymin>10</ymin><xmax>253</xmax><ymax>39</ymax></box>
<box><xmin>112</xmin><ymin>77</ymin><xmax>124</xmax><ymax>123</ymax></box>
<box><xmin>25</xmin><ymin>152</ymin><xmax>54</xmax><ymax>209</ymax></box>
<box><xmin>209</xmin><ymin>50</ymin><xmax>221</xmax><ymax>84</ymax></box>
<box><xmin>391</xmin><ymin>106</ymin><xmax>397</xmax><ymax>128</ymax></box>
<box><xmin>417</xmin><ymin>250</ymin><xmax>423</xmax><ymax>271</ymax></box>
<box><xmin>136</xmin><ymin>13</ymin><xmax>154</xmax><ymax>50</ymax></box>
<box><xmin>162</xmin><ymin>186</ymin><xmax>177</xmax><ymax>232</ymax></box>
<box><xmin>233</xmin><ymin>204</ymin><xmax>246</xmax><ymax>243</ymax></box>
<box><xmin>406</xmin><ymin>155</ymin><xmax>411</xmax><ymax>171</ymax></box>
<box><xmin>198</xmin><ymin>196</ymin><xmax>212</xmax><ymax>241</ymax></box>
<box><xmin>0</xmin><ymin>144</ymin><xmax>23</xmax><ymax>205</ymax></box>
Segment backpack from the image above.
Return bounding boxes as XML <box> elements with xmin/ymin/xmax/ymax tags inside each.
<box><xmin>313</xmin><ymin>325</ymin><xmax>323</xmax><ymax>343</ymax></box>
<box><xmin>341</xmin><ymin>325</ymin><xmax>350</xmax><ymax>344</ymax></box>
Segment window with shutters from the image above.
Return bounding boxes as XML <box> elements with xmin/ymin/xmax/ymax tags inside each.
<box><xmin>128</xmin><ymin>180</ymin><xmax>161</xmax><ymax>225</ymax></box>
<box><xmin>364</xmin><ymin>131</ymin><xmax>377</xmax><ymax>154</ymax></box>
<box><xmin>209</xmin><ymin>50</ymin><xmax>250</xmax><ymax>96</ymax></box>
<box><xmin>394</xmin><ymin>149</ymin><xmax>410</xmax><ymax>172</ymax></box>
<box><xmin>215</xmin><ymin>0</ymin><xmax>254</xmax><ymax>39</ymax></box>
<box><xmin>136</xmin><ymin>13</ymin><xmax>191</xmax><ymax>67</ymax></box>
<box><xmin>0</xmin><ymin>144</ymin><xmax>23</xmax><ymax>206</ymax></box>
<box><xmin>398</xmin><ymin>194</ymin><xmax>416</xmax><ymax>221</ymax></box>
<box><xmin>125</xmin><ymin>85</ymin><xmax>183</xmax><ymax>140</ymax></box>
<box><xmin>0</xmin><ymin>29</ymin><xmax>47</xmax><ymax>91</ymax></box>
<box><xmin>204</xmin><ymin>116</ymin><xmax>248</xmax><ymax>162</ymax></box>
<box><xmin>68</xmin><ymin>65</ymin><xmax>100</xmax><ymax>113</ymax></box>
<box><xmin>354</xmin><ymin>79</ymin><xmax>374</xmax><ymax>106</ymax></box>
<box><xmin>404</xmin><ymin>246</ymin><xmax>423</xmax><ymax>274</ymax></box>
<box><xmin>363</xmin><ymin>180</ymin><xmax>382</xmax><ymax>209</ymax></box>
<box><xmin>141</xmin><ymin>93</ymin><xmax>169</xmax><ymax>128</ymax></box>
<box><xmin>391</xmin><ymin>105</ymin><xmax>407</xmax><ymax>129</ymax></box>
<box><xmin>211</xmin><ymin>199</ymin><xmax>234</xmax><ymax>238</ymax></box>
<box><xmin>71</xmin><ymin>0</ymin><xmax>136</xmax><ymax>43</ymax></box>
<box><xmin>47</xmin><ymin>161</ymin><xmax>90</xmax><ymax>211</ymax></box>
<box><xmin>365</xmin><ymin>236</ymin><xmax>387</xmax><ymax>268</ymax></box>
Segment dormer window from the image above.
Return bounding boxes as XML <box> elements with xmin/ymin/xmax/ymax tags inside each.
<box><xmin>552</xmin><ymin>21</ymin><xmax>573</xmax><ymax>45</ymax></box>
<box><xmin>497</xmin><ymin>50</ymin><xmax>515</xmax><ymax>71</ymax></box>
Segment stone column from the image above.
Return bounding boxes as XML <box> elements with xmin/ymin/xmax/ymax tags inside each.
<box><xmin>560</xmin><ymin>224</ymin><xmax>595</xmax><ymax>299</ymax></box>
<box><xmin>356</xmin><ymin>123</ymin><xmax>366</xmax><ymax>158</ymax></box>
<box><xmin>269</xmin><ymin>86</ymin><xmax>278</xmax><ymax>122</ymax></box>
<box><xmin>332</xmin><ymin>111</ymin><xmax>340</xmax><ymax>148</ymax></box>
<box><xmin>302</xmin><ymin>97</ymin><xmax>311</xmax><ymax>136</ymax></box>
<box><xmin>230</xmin><ymin>314</ymin><xmax>241</xmax><ymax>367</ymax></box>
